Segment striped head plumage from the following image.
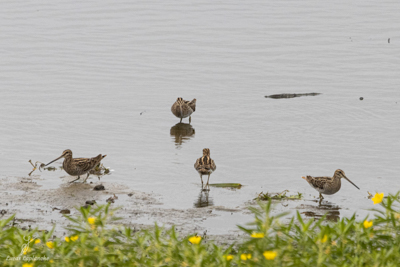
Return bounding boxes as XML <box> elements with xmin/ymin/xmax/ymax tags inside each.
<box><xmin>202</xmin><ymin>148</ymin><xmax>210</xmax><ymax>156</ymax></box>
<box><xmin>61</xmin><ymin>149</ymin><xmax>73</xmax><ymax>159</ymax></box>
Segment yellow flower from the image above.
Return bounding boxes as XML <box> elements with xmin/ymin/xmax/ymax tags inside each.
<box><xmin>34</xmin><ymin>239</ymin><xmax>41</xmax><ymax>244</ymax></box>
<box><xmin>188</xmin><ymin>236</ymin><xmax>201</xmax><ymax>244</ymax></box>
<box><xmin>240</xmin><ymin>253</ymin><xmax>251</xmax><ymax>260</ymax></box>
<box><xmin>321</xmin><ymin>235</ymin><xmax>328</xmax><ymax>243</ymax></box>
<box><xmin>250</xmin><ymin>232</ymin><xmax>265</xmax><ymax>238</ymax></box>
<box><xmin>224</xmin><ymin>255</ymin><xmax>233</xmax><ymax>261</ymax></box>
<box><xmin>371</xmin><ymin>193</ymin><xmax>384</xmax><ymax>205</ymax></box>
<box><xmin>165</xmin><ymin>258</ymin><xmax>171</xmax><ymax>263</ymax></box>
<box><xmin>70</xmin><ymin>235</ymin><xmax>79</xmax><ymax>242</ymax></box>
<box><xmin>263</xmin><ymin>251</ymin><xmax>277</xmax><ymax>260</ymax></box>
<box><xmin>22</xmin><ymin>264</ymin><xmax>34</xmax><ymax>267</ymax></box>
<box><xmin>65</xmin><ymin>237</ymin><xmax>70</xmax><ymax>242</ymax></box>
<box><xmin>49</xmin><ymin>260</ymin><xmax>54</xmax><ymax>263</ymax></box>
<box><xmin>46</xmin><ymin>241</ymin><xmax>54</xmax><ymax>249</ymax></box>
<box><xmin>94</xmin><ymin>247</ymin><xmax>99</xmax><ymax>251</ymax></box>
<box><xmin>363</xmin><ymin>220</ymin><xmax>373</xmax><ymax>228</ymax></box>
<box><xmin>88</xmin><ymin>217</ymin><xmax>96</xmax><ymax>225</ymax></box>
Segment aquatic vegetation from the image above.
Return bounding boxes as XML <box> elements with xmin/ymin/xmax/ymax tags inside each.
<box><xmin>255</xmin><ymin>190</ymin><xmax>303</xmax><ymax>201</ymax></box>
<box><xmin>208</xmin><ymin>183</ymin><xmax>242</xmax><ymax>189</ymax></box>
<box><xmin>265</xmin><ymin>93</ymin><xmax>321</xmax><ymax>99</ymax></box>
<box><xmin>89</xmin><ymin>163</ymin><xmax>110</xmax><ymax>176</ymax></box>
<box><xmin>1</xmin><ymin>193</ymin><xmax>400</xmax><ymax>266</ymax></box>
<box><xmin>28</xmin><ymin>160</ymin><xmax>43</xmax><ymax>176</ymax></box>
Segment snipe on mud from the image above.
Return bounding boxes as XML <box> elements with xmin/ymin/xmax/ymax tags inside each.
<box><xmin>171</xmin><ymin>97</ymin><xmax>196</xmax><ymax>123</ymax></box>
<box><xmin>194</xmin><ymin>148</ymin><xmax>216</xmax><ymax>190</ymax></box>
<box><xmin>45</xmin><ymin>149</ymin><xmax>107</xmax><ymax>183</ymax></box>
<box><xmin>302</xmin><ymin>169</ymin><xmax>360</xmax><ymax>201</ymax></box>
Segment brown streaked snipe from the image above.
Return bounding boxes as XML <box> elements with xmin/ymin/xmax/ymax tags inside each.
<box><xmin>171</xmin><ymin>97</ymin><xmax>196</xmax><ymax>123</ymax></box>
<box><xmin>194</xmin><ymin>148</ymin><xmax>216</xmax><ymax>190</ymax></box>
<box><xmin>302</xmin><ymin>169</ymin><xmax>360</xmax><ymax>200</ymax></box>
<box><xmin>45</xmin><ymin>149</ymin><xmax>107</xmax><ymax>183</ymax></box>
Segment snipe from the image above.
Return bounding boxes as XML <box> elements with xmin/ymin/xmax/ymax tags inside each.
<box><xmin>302</xmin><ymin>169</ymin><xmax>360</xmax><ymax>200</ymax></box>
<box><xmin>194</xmin><ymin>148</ymin><xmax>216</xmax><ymax>190</ymax></box>
<box><xmin>45</xmin><ymin>149</ymin><xmax>106</xmax><ymax>183</ymax></box>
<box><xmin>171</xmin><ymin>97</ymin><xmax>196</xmax><ymax>123</ymax></box>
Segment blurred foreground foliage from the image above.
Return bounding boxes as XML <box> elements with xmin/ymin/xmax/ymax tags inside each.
<box><xmin>1</xmin><ymin>192</ymin><xmax>399</xmax><ymax>266</ymax></box>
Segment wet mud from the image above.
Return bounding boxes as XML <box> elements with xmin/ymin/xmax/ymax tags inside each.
<box><xmin>0</xmin><ymin>175</ymin><xmax>249</xmax><ymax>245</ymax></box>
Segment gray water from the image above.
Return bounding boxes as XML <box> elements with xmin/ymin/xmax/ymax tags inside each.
<box><xmin>1</xmin><ymin>0</ymin><xmax>400</xmax><ymax>233</ymax></box>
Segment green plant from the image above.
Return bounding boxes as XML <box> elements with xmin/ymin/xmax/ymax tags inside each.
<box><xmin>1</xmin><ymin>192</ymin><xmax>400</xmax><ymax>266</ymax></box>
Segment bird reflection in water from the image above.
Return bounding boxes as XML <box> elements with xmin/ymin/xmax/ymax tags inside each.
<box><xmin>300</xmin><ymin>201</ymin><xmax>341</xmax><ymax>222</ymax></box>
<box><xmin>194</xmin><ymin>189</ymin><xmax>214</xmax><ymax>208</ymax></box>
<box><xmin>170</xmin><ymin>123</ymin><xmax>195</xmax><ymax>147</ymax></box>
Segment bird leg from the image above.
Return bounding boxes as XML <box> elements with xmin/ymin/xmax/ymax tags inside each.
<box><xmin>69</xmin><ymin>175</ymin><xmax>81</xmax><ymax>183</ymax></box>
<box><xmin>319</xmin><ymin>193</ymin><xmax>324</xmax><ymax>200</ymax></box>
<box><xmin>180</xmin><ymin>118</ymin><xmax>182</xmax><ymax>123</ymax></box>
<box><xmin>83</xmin><ymin>173</ymin><xmax>90</xmax><ymax>183</ymax></box>
<box><xmin>205</xmin><ymin>174</ymin><xmax>210</xmax><ymax>191</ymax></box>
<box><xmin>200</xmin><ymin>174</ymin><xmax>204</xmax><ymax>189</ymax></box>
<box><xmin>189</xmin><ymin>116</ymin><xmax>191</xmax><ymax>124</ymax></box>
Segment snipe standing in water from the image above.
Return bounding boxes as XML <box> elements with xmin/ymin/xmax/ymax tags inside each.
<box><xmin>45</xmin><ymin>149</ymin><xmax>107</xmax><ymax>183</ymax></box>
<box><xmin>171</xmin><ymin>97</ymin><xmax>196</xmax><ymax>123</ymax></box>
<box><xmin>302</xmin><ymin>169</ymin><xmax>360</xmax><ymax>200</ymax></box>
<box><xmin>194</xmin><ymin>148</ymin><xmax>216</xmax><ymax>190</ymax></box>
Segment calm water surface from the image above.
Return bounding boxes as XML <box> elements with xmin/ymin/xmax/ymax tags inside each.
<box><xmin>1</xmin><ymin>0</ymin><xmax>400</xmax><ymax>233</ymax></box>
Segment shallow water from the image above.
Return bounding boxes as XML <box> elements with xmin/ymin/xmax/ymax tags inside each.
<box><xmin>1</xmin><ymin>0</ymin><xmax>400</xmax><ymax>235</ymax></box>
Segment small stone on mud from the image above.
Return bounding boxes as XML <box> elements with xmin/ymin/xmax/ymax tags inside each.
<box><xmin>360</xmin><ymin>97</ymin><xmax>364</xmax><ymax>100</ymax></box>
<box><xmin>94</xmin><ymin>184</ymin><xmax>105</xmax><ymax>191</ymax></box>
<box><xmin>128</xmin><ymin>193</ymin><xmax>133</xmax><ymax>197</ymax></box>
<box><xmin>86</xmin><ymin>200</ymin><xmax>96</xmax><ymax>205</ymax></box>
<box><xmin>0</xmin><ymin>210</ymin><xmax>6</xmax><ymax>215</ymax></box>
<box><xmin>60</xmin><ymin>209</ymin><xmax>70</xmax><ymax>214</ymax></box>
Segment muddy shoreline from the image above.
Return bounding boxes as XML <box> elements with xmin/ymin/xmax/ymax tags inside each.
<box><xmin>0</xmin><ymin>173</ymin><xmax>361</xmax><ymax>247</ymax></box>
<box><xmin>0</xmin><ymin>175</ymin><xmax>253</xmax><ymax>246</ymax></box>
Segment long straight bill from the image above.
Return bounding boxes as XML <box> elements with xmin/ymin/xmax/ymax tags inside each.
<box><xmin>344</xmin><ymin>176</ymin><xmax>360</xmax><ymax>190</ymax></box>
<box><xmin>45</xmin><ymin>155</ymin><xmax>64</xmax><ymax>166</ymax></box>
